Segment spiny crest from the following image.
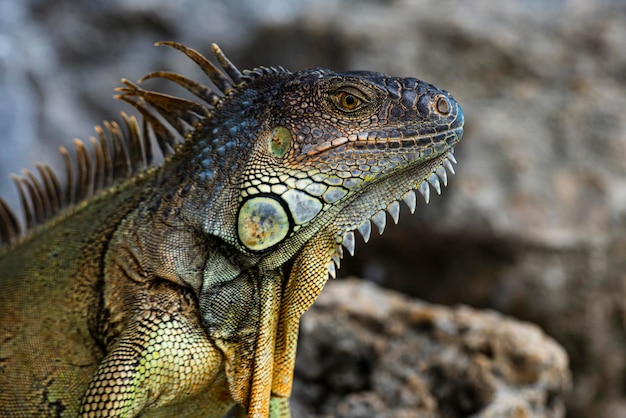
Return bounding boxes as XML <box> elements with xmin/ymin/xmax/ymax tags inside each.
<box><xmin>0</xmin><ymin>115</ymin><xmax>149</xmax><ymax>247</ymax></box>
<box><xmin>0</xmin><ymin>42</ymin><xmax>249</xmax><ymax>247</ymax></box>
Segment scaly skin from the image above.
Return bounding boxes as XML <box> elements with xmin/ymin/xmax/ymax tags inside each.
<box><xmin>0</xmin><ymin>42</ymin><xmax>463</xmax><ymax>417</ymax></box>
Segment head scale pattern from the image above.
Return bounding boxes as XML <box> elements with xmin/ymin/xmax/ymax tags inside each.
<box><xmin>230</xmin><ymin>68</ymin><xmax>464</xmax><ymax>254</ymax></box>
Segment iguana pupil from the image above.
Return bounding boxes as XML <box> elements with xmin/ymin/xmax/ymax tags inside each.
<box><xmin>330</xmin><ymin>87</ymin><xmax>368</xmax><ymax>113</ymax></box>
<box><xmin>340</xmin><ymin>93</ymin><xmax>358</xmax><ymax>109</ymax></box>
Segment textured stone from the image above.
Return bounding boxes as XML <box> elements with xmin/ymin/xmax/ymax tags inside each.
<box><xmin>292</xmin><ymin>279</ymin><xmax>570</xmax><ymax>418</ymax></box>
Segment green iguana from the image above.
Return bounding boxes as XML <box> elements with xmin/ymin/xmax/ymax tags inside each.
<box><xmin>0</xmin><ymin>42</ymin><xmax>464</xmax><ymax>417</ymax></box>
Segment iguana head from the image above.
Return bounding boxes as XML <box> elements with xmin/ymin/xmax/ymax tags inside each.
<box><xmin>115</xmin><ymin>42</ymin><xmax>463</xmax><ymax>275</ymax></box>
<box><xmin>231</xmin><ymin>68</ymin><xmax>463</xmax><ymax>263</ymax></box>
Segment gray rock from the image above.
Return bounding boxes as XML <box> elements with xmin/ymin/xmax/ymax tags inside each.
<box><xmin>293</xmin><ymin>279</ymin><xmax>570</xmax><ymax>418</ymax></box>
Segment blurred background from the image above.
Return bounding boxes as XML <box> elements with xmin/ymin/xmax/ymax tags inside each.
<box><xmin>1</xmin><ymin>0</ymin><xmax>625</xmax><ymax>416</ymax></box>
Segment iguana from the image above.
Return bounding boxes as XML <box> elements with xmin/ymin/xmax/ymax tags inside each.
<box><xmin>0</xmin><ymin>42</ymin><xmax>464</xmax><ymax>417</ymax></box>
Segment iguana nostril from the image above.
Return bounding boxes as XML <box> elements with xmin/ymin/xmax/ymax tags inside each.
<box><xmin>436</xmin><ymin>96</ymin><xmax>451</xmax><ymax>114</ymax></box>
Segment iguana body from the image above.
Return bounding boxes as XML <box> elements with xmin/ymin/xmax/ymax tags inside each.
<box><xmin>0</xmin><ymin>42</ymin><xmax>464</xmax><ymax>417</ymax></box>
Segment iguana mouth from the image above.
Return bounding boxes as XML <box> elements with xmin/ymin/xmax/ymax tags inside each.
<box><xmin>326</xmin><ymin>146</ymin><xmax>459</xmax><ymax>279</ymax></box>
<box><xmin>301</xmin><ymin>125</ymin><xmax>461</xmax><ymax>160</ymax></box>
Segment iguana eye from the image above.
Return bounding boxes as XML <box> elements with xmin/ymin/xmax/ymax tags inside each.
<box><xmin>338</xmin><ymin>92</ymin><xmax>360</xmax><ymax>109</ymax></box>
<box><xmin>331</xmin><ymin>89</ymin><xmax>366</xmax><ymax>112</ymax></box>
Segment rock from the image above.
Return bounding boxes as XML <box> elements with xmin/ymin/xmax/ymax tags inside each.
<box><xmin>292</xmin><ymin>279</ymin><xmax>570</xmax><ymax>418</ymax></box>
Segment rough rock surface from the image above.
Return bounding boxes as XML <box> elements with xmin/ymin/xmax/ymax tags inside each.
<box><xmin>293</xmin><ymin>279</ymin><xmax>570</xmax><ymax>418</ymax></box>
<box><xmin>1</xmin><ymin>1</ymin><xmax>626</xmax><ymax>417</ymax></box>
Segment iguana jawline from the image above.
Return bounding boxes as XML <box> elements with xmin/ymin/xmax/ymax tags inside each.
<box><xmin>335</xmin><ymin>148</ymin><xmax>458</xmax><ymax>262</ymax></box>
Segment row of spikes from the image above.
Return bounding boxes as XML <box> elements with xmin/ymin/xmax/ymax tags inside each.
<box><xmin>0</xmin><ymin>42</ymin><xmax>246</xmax><ymax>247</ymax></box>
<box><xmin>0</xmin><ymin>115</ymin><xmax>156</xmax><ymax>246</ymax></box>
<box><xmin>326</xmin><ymin>150</ymin><xmax>457</xmax><ymax>278</ymax></box>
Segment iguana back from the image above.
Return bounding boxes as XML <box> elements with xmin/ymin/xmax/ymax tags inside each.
<box><xmin>0</xmin><ymin>42</ymin><xmax>463</xmax><ymax>417</ymax></box>
<box><xmin>0</xmin><ymin>175</ymin><xmax>152</xmax><ymax>415</ymax></box>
